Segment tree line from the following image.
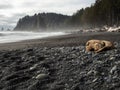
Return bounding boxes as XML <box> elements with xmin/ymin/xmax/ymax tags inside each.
<box><xmin>69</xmin><ymin>0</ymin><xmax>120</xmax><ymax>28</ymax></box>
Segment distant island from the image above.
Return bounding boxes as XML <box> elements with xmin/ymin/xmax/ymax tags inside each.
<box><xmin>14</xmin><ymin>0</ymin><xmax>120</xmax><ymax>31</ymax></box>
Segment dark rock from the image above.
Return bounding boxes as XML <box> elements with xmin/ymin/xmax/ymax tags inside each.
<box><xmin>0</xmin><ymin>42</ymin><xmax>120</xmax><ymax>90</ymax></box>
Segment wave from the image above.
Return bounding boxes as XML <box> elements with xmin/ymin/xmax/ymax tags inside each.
<box><xmin>0</xmin><ymin>31</ymin><xmax>68</xmax><ymax>43</ymax></box>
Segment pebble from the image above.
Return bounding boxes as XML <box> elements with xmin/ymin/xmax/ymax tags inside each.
<box><xmin>110</xmin><ymin>66</ymin><xmax>117</xmax><ymax>74</ymax></box>
<box><xmin>115</xmin><ymin>61</ymin><xmax>120</xmax><ymax>64</ymax></box>
<box><xmin>92</xmin><ymin>78</ymin><xmax>98</xmax><ymax>82</ymax></box>
<box><xmin>87</xmin><ymin>70</ymin><xmax>93</xmax><ymax>75</ymax></box>
<box><xmin>110</xmin><ymin>57</ymin><xmax>116</xmax><ymax>60</ymax></box>
<box><xmin>35</xmin><ymin>73</ymin><xmax>49</xmax><ymax>80</ymax></box>
<box><xmin>30</xmin><ymin>64</ymin><xmax>38</xmax><ymax>70</ymax></box>
<box><xmin>0</xmin><ymin>42</ymin><xmax>120</xmax><ymax>90</ymax></box>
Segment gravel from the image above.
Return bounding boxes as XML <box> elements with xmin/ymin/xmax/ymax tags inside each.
<box><xmin>0</xmin><ymin>42</ymin><xmax>120</xmax><ymax>90</ymax></box>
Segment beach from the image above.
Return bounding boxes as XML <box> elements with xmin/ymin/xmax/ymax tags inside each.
<box><xmin>0</xmin><ymin>32</ymin><xmax>120</xmax><ymax>90</ymax></box>
<box><xmin>0</xmin><ymin>32</ymin><xmax>120</xmax><ymax>50</ymax></box>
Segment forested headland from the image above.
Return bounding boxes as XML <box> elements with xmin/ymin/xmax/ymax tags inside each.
<box><xmin>14</xmin><ymin>0</ymin><xmax>120</xmax><ymax>31</ymax></box>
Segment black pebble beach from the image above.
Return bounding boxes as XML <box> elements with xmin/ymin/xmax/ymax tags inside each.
<box><xmin>0</xmin><ymin>32</ymin><xmax>120</xmax><ymax>90</ymax></box>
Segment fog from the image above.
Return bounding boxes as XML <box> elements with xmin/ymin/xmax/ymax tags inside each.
<box><xmin>0</xmin><ymin>31</ymin><xmax>69</xmax><ymax>43</ymax></box>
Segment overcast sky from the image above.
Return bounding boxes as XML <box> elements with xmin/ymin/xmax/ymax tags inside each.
<box><xmin>0</xmin><ymin>0</ymin><xmax>95</xmax><ymax>29</ymax></box>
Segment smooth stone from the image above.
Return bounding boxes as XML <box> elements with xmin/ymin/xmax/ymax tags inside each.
<box><xmin>87</xmin><ymin>70</ymin><xmax>93</xmax><ymax>75</ymax></box>
<box><xmin>110</xmin><ymin>66</ymin><xmax>117</xmax><ymax>74</ymax></box>
<box><xmin>110</xmin><ymin>57</ymin><xmax>116</xmax><ymax>60</ymax></box>
<box><xmin>35</xmin><ymin>73</ymin><xmax>49</xmax><ymax>80</ymax></box>
<box><xmin>92</xmin><ymin>78</ymin><xmax>98</xmax><ymax>82</ymax></box>
<box><xmin>115</xmin><ymin>61</ymin><xmax>120</xmax><ymax>64</ymax></box>
<box><xmin>30</xmin><ymin>64</ymin><xmax>38</xmax><ymax>70</ymax></box>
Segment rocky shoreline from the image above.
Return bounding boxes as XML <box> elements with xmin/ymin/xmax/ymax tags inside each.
<box><xmin>0</xmin><ymin>41</ymin><xmax>120</xmax><ymax>90</ymax></box>
<box><xmin>0</xmin><ymin>32</ymin><xmax>120</xmax><ymax>90</ymax></box>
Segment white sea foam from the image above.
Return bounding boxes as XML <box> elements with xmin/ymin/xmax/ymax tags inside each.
<box><xmin>0</xmin><ymin>31</ymin><xmax>68</xmax><ymax>43</ymax></box>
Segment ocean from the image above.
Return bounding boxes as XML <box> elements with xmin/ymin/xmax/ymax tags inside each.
<box><xmin>0</xmin><ymin>31</ymin><xmax>68</xmax><ymax>43</ymax></box>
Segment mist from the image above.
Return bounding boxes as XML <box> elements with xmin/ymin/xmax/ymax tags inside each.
<box><xmin>0</xmin><ymin>30</ymin><xmax>69</xmax><ymax>43</ymax></box>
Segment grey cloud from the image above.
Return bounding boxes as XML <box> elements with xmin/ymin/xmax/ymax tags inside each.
<box><xmin>21</xmin><ymin>0</ymin><xmax>94</xmax><ymax>9</ymax></box>
<box><xmin>2</xmin><ymin>18</ymin><xmax>16</xmax><ymax>24</ymax></box>
<box><xmin>22</xmin><ymin>2</ymin><xmax>38</xmax><ymax>7</ymax></box>
<box><xmin>0</xmin><ymin>14</ymin><xmax>6</xmax><ymax>18</ymax></box>
<box><xmin>0</xmin><ymin>13</ymin><xmax>25</xmax><ymax>28</ymax></box>
<box><xmin>12</xmin><ymin>13</ymin><xmax>27</xmax><ymax>18</ymax></box>
<box><xmin>0</xmin><ymin>4</ymin><xmax>13</xmax><ymax>9</ymax></box>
